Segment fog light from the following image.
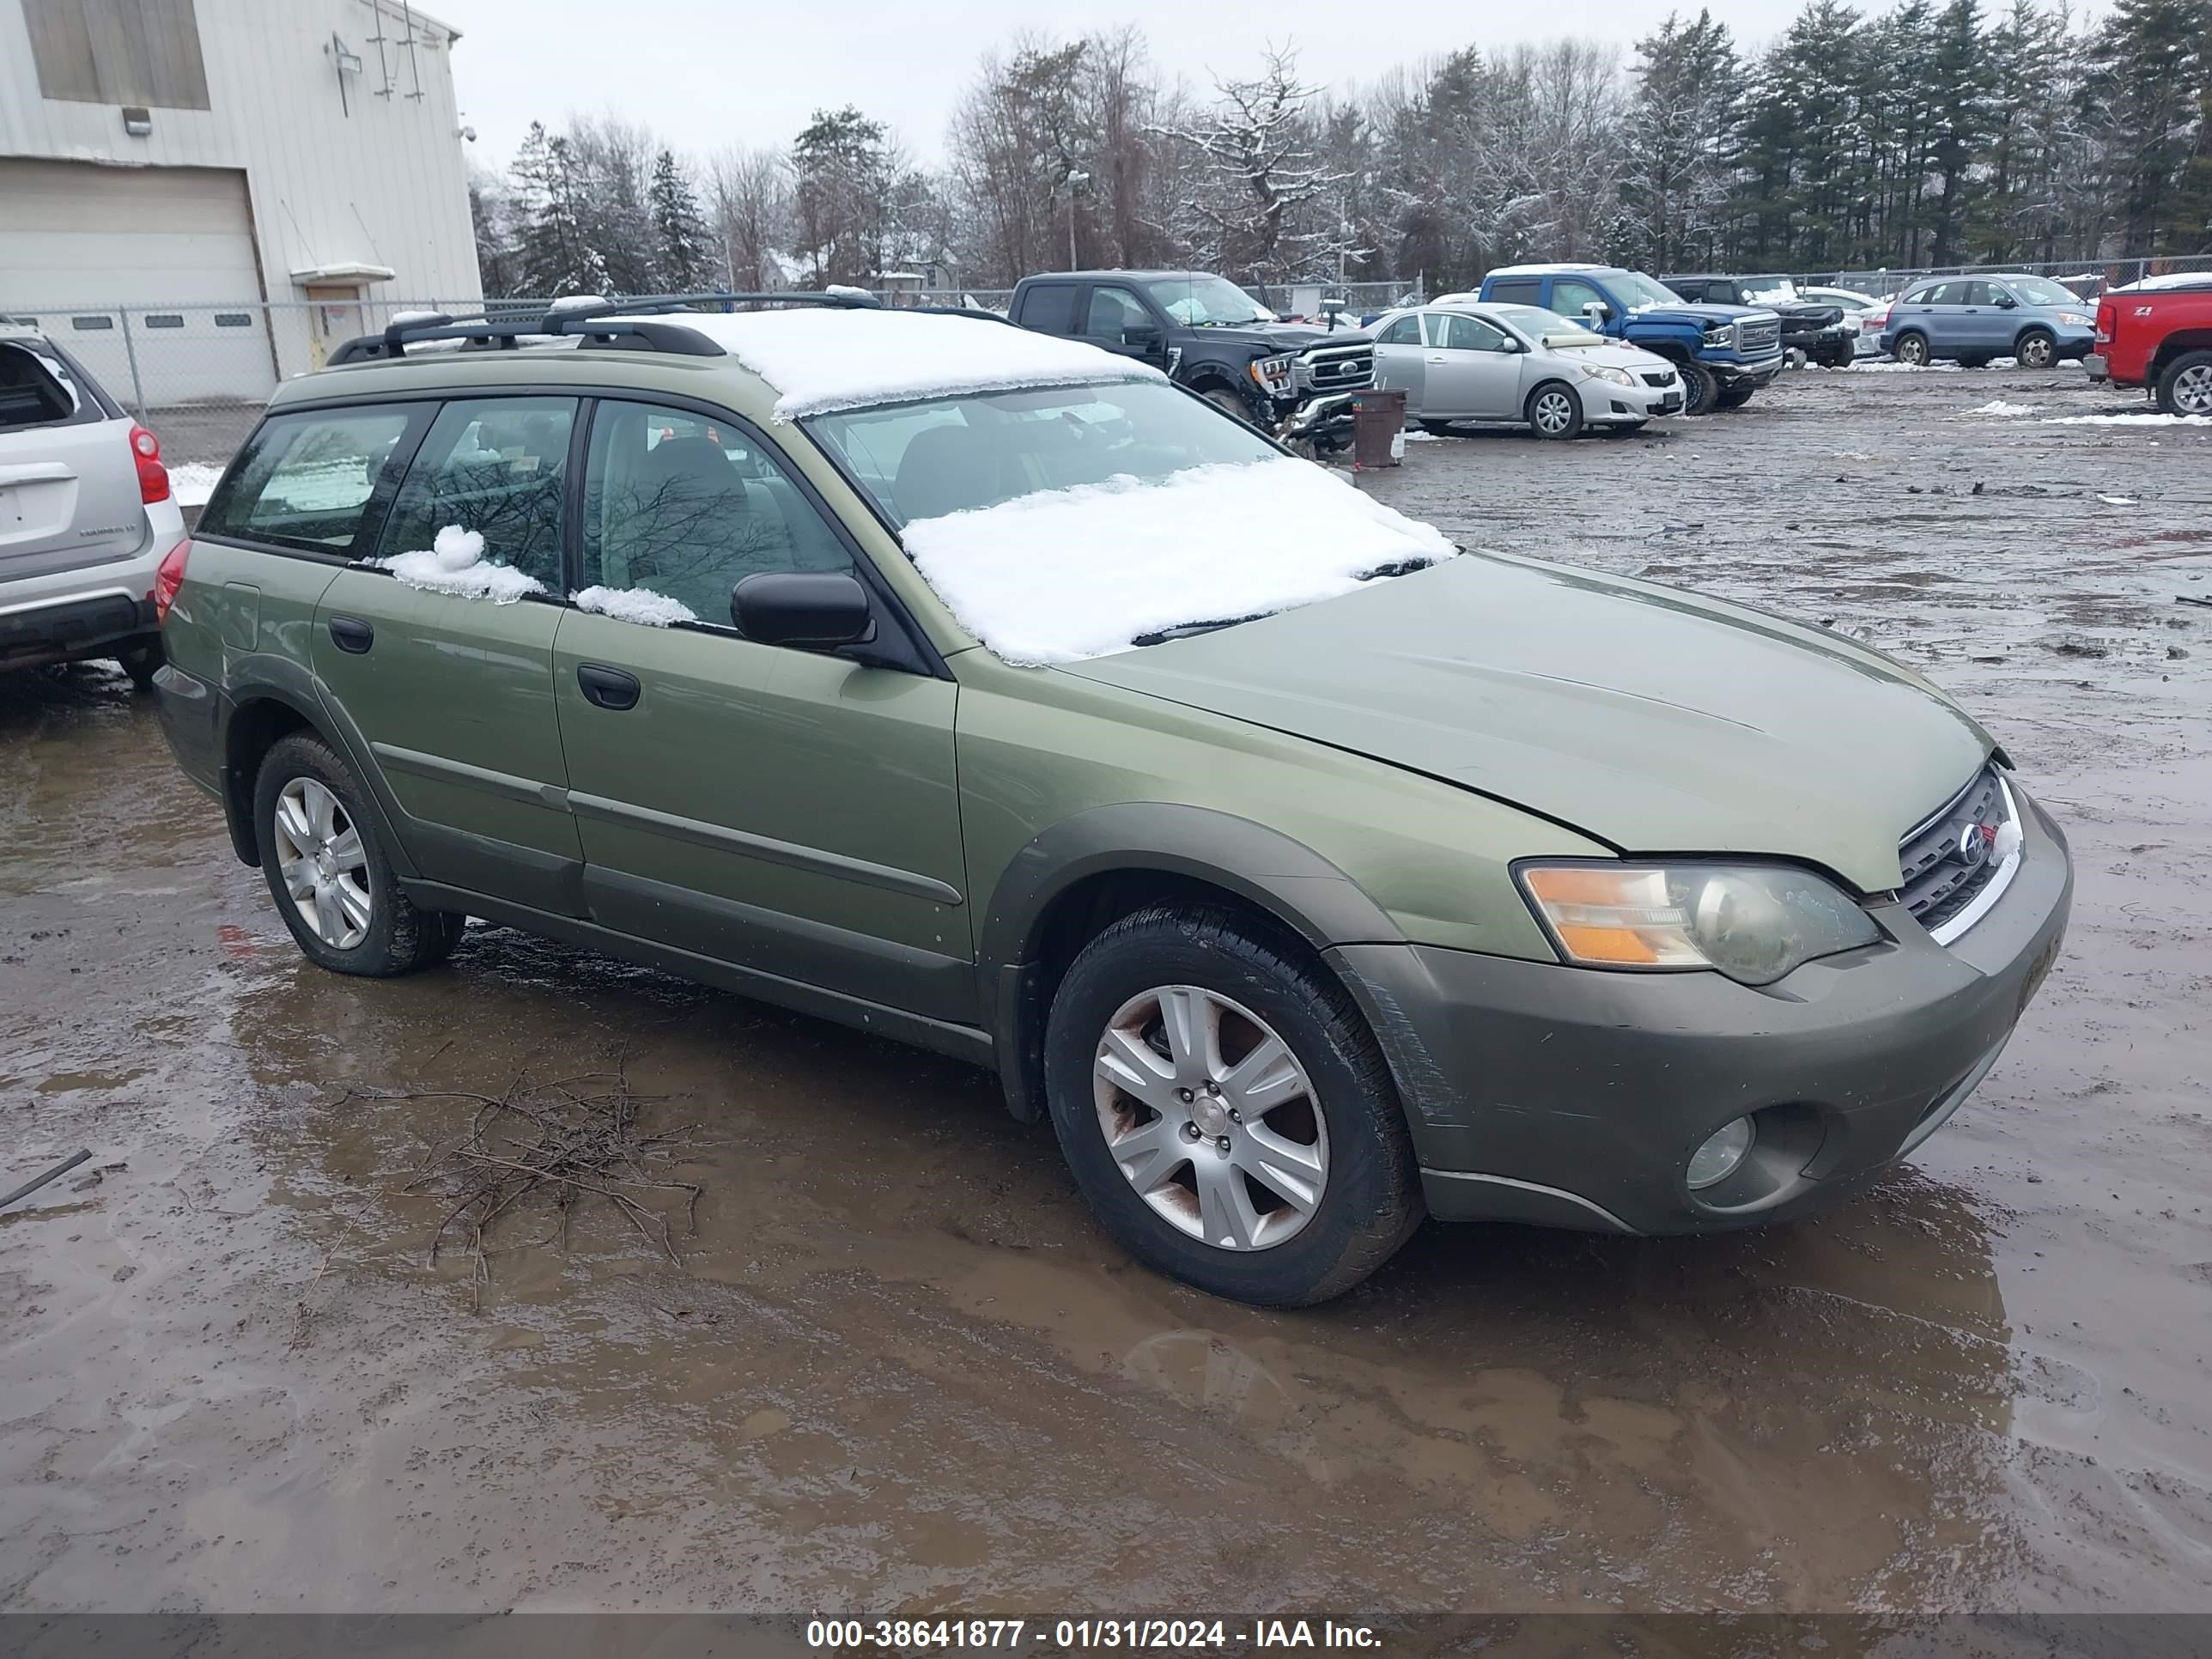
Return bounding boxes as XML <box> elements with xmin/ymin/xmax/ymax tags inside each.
<box><xmin>1687</xmin><ymin>1116</ymin><xmax>1755</xmax><ymax>1189</ymax></box>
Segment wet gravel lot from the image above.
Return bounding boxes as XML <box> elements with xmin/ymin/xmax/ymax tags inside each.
<box><xmin>3</xmin><ymin>366</ymin><xmax>2209</xmax><ymax>1616</ymax></box>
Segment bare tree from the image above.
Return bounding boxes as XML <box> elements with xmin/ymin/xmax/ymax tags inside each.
<box><xmin>708</xmin><ymin>146</ymin><xmax>793</xmax><ymax>289</ymax></box>
<box><xmin>1161</xmin><ymin>44</ymin><xmax>1348</xmax><ymax>283</ymax></box>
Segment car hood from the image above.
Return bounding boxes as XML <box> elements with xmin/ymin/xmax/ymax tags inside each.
<box><xmin>1055</xmin><ymin>553</ymin><xmax>1993</xmax><ymax>892</ymax></box>
<box><xmin>1197</xmin><ymin>321</ymin><xmax>1374</xmax><ymax>353</ymax></box>
<box><xmin>1629</xmin><ymin>301</ymin><xmax>1765</xmax><ymax>329</ymax></box>
<box><xmin>1768</xmin><ymin>301</ymin><xmax>1847</xmax><ymax>326</ymax></box>
<box><xmin>1540</xmin><ymin>339</ymin><xmax>1672</xmax><ymax>374</ymax></box>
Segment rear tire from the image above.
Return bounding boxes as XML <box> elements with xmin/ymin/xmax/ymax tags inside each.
<box><xmin>1524</xmin><ymin>380</ymin><xmax>1584</xmax><ymax>440</ymax></box>
<box><xmin>1893</xmin><ymin>331</ymin><xmax>1931</xmax><ymax>367</ymax></box>
<box><xmin>2015</xmin><ymin>329</ymin><xmax>2056</xmax><ymax>370</ymax></box>
<box><xmin>254</xmin><ymin>732</ymin><xmax>463</xmax><ymax>978</ymax></box>
<box><xmin>1043</xmin><ymin>907</ymin><xmax>1423</xmax><ymax>1306</ymax></box>
<box><xmin>117</xmin><ymin>640</ymin><xmax>162</xmax><ymax>693</ymax></box>
<box><xmin>1676</xmin><ymin>361</ymin><xmax>1719</xmax><ymax>415</ymax></box>
<box><xmin>2154</xmin><ymin>349</ymin><xmax>2212</xmax><ymax>416</ymax></box>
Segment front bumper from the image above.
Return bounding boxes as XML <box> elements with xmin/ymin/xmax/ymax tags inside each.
<box><xmin>1330</xmin><ymin>785</ymin><xmax>2072</xmax><ymax>1236</ymax></box>
<box><xmin>1581</xmin><ymin>377</ymin><xmax>1680</xmax><ymax>421</ymax></box>
<box><xmin>1713</xmin><ymin>353</ymin><xmax>1784</xmax><ymax>386</ymax></box>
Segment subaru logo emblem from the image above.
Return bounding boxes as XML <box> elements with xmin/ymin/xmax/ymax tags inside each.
<box><xmin>1954</xmin><ymin>822</ymin><xmax>1995</xmax><ymax>866</ymax></box>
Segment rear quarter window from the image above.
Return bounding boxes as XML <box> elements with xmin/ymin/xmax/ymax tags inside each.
<box><xmin>200</xmin><ymin>404</ymin><xmax>428</xmax><ymax>556</ymax></box>
<box><xmin>1015</xmin><ymin>283</ymin><xmax>1081</xmax><ymax>333</ymax></box>
<box><xmin>0</xmin><ymin>340</ymin><xmax>101</xmax><ymax>430</ymax></box>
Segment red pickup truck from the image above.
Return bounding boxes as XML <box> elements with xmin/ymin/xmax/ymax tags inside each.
<box><xmin>2088</xmin><ymin>276</ymin><xmax>2212</xmax><ymax>415</ymax></box>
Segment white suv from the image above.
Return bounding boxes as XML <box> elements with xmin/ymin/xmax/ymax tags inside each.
<box><xmin>1</xmin><ymin>318</ymin><xmax>186</xmax><ymax>689</ymax></box>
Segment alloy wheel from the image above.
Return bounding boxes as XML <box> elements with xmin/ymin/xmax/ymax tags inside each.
<box><xmin>272</xmin><ymin>776</ymin><xmax>373</xmax><ymax>951</ymax></box>
<box><xmin>1091</xmin><ymin>984</ymin><xmax>1328</xmax><ymax>1252</ymax></box>
<box><xmin>1897</xmin><ymin>334</ymin><xmax>1929</xmax><ymax>366</ymax></box>
<box><xmin>1532</xmin><ymin>390</ymin><xmax>1575</xmax><ymax>436</ymax></box>
<box><xmin>2173</xmin><ymin>363</ymin><xmax>2212</xmax><ymax>415</ymax></box>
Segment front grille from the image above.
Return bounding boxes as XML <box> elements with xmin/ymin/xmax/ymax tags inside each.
<box><xmin>1739</xmin><ymin>316</ymin><xmax>1782</xmax><ymax>354</ymax></box>
<box><xmin>1898</xmin><ymin>764</ymin><xmax>2010</xmax><ymax>933</ymax></box>
<box><xmin>1640</xmin><ymin>369</ymin><xmax>1675</xmax><ymax>388</ymax></box>
<box><xmin>1300</xmin><ymin>342</ymin><xmax>1374</xmax><ymax>392</ymax></box>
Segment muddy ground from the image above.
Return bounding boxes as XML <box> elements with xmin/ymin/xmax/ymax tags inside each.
<box><xmin>3</xmin><ymin>366</ymin><xmax>2209</xmax><ymax>1618</ymax></box>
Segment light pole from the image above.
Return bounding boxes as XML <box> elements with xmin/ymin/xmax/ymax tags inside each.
<box><xmin>1065</xmin><ymin>170</ymin><xmax>1090</xmax><ymax>269</ymax></box>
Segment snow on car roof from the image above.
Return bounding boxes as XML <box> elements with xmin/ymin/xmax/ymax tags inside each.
<box><xmin>1484</xmin><ymin>263</ymin><xmax>1612</xmax><ymax>276</ymax></box>
<box><xmin>2113</xmin><ymin>272</ymin><xmax>2212</xmax><ymax>293</ymax></box>
<box><xmin>637</xmin><ymin>307</ymin><xmax>1166</xmax><ymax>419</ymax></box>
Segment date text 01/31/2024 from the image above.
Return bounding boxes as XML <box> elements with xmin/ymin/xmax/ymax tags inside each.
<box><xmin>805</xmin><ymin>1620</ymin><xmax>1384</xmax><ymax>1650</ymax></box>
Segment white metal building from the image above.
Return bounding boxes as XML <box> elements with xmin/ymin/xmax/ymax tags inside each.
<box><xmin>0</xmin><ymin>0</ymin><xmax>483</xmax><ymax>404</ymax></box>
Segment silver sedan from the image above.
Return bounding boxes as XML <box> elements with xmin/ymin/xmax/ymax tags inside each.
<box><xmin>1369</xmin><ymin>303</ymin><xmax>1683</xmax><ymax>438</ymax></box>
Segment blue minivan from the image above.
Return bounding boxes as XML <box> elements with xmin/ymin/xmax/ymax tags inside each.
<box><xmin>1880</xmin><ymin>275</ymin><xmax>2098</xmax><ymax>368</ymax></box>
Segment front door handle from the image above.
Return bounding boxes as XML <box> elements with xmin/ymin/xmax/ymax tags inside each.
<box><xmin>576</xmin><ymin>663</ymin><xmax>641</xmax><ymax>710</ymax></box>
<box><xmin>327</xmin><ymin>616</ymin><xmax>374</xmax><ymax>654</ymax></box>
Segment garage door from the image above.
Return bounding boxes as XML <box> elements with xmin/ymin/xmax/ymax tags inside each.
<box><xmin>0</xmin><ymin>159</ymin><xmax>276</xmax><ymax>407</ymax></box>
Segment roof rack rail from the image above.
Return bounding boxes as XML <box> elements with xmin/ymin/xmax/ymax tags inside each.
<box><xmin>330</xmin><ymin>289</ymin><xmax>882</xmax><ymax>367</ymax></box>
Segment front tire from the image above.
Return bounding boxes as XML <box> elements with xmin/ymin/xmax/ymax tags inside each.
<box><xmin>1717</xmin><ymin>380</ymin><xmax>1756</xmax><ymax>409</ymax></box>
<box><xmin>1525</xmin><ymin>380</ymin><xmax>1584</xmax><ymax>440</ymax></box>
<box><xmin>254</xmin><ymin>732</ymin><xmax>463</xmax><ymax>977</ymax></box>
<box><xmin>1893</xmin><ymin>331</ymin><xmax>1931</xmax><ymax>367</ymax></box>
<box><xmin>1418</xmin><ymin>418</ymin><xmax>1460</xmax><ymax>436</ymax></box>
<box><xmin>1203</xmin><ymin>385</ymin><xmax>1261</xmax><ymax>428</ymax></box>
<box><xmin>1676</xmin><ymin>360</ymin><xmax>1719</xmax><ymax>415</ymax></box>
<box><xmin>2155</xmin><ymin>349</ymin><xmax>2212</xmax><ymax>416</ymax></box>
<box><xmin>2014</xmin><ymin>329</ymin><xmax>2056</xmax><ymax>370</ymax></box>
<box><xmin>1043</xmin><ymin>907</ymin><xmax>1422</xmax><ymax>1306</ymax></box>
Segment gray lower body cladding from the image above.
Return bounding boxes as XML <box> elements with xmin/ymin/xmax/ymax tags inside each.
<box><xmin>1332</xmin><ymin>789</ymin><xmax>2072</xmax><ymax>1236</ymax></box>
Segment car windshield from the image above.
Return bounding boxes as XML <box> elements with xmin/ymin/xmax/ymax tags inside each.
<box><xmin>1492</xmin><ymin>304</ymin><xmax>1597</xmax><ymax>342</ymax></box>
<box><xmin>2005</xmin><ymin>276</ymin><xmax>2076</xmax><ymax>307</ymax></box>
<box><xmin>1741</xmin><ymin>277</ymin><xmax>1799</xmax><ymax>304</ymax></box>
<box><xmin>1609</xmin><ymin>270</ymin><xmax>1685</xmax><ymax>309</ymax></box>
<box><xmin>805</xmin><ymin>379</ymin><xmax>1282</xmax><ymax>529</ymax></box>
<box><xmin>1144</xmin><ymin>276</ymin><xmax>1276</xmax><ymax>326</ymax></box>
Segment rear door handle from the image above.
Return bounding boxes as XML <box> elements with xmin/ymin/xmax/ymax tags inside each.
<box><xmin>576</xmin><ymin>663</ymin><xmax>641</xmax><ymax>710</ymax></box>
<box><xmin>327</xmin><ymin>616</ymin><xmax>374</xmax><ymax>653</ymax></box>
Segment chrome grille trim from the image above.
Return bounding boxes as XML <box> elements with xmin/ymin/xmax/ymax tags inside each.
<box><xmin>1896</xmin><ymin>765</ymin><xmax>2022</xmax><ymax>945</ymax></box>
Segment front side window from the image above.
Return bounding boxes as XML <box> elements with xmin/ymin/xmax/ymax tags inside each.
<box><xmin>582</xmin><ymin>401</ymin><xmax>852</xmax><ymax>624</ymax></box>
<box><xmin>1551</xmin><ymin>278</ymin><xmax>1609</xmax><ymax>319</ymax></box>
<box><xmin>375</xmin><ymin>397</ymin><xmax>575</xmax><ymax>586</ymax></box>
<box><xmin>1439</xmin><ymin>313</ymin><xmax>1512</xmax><ymax>353</ymax></box>
<box><xmin>1084</xmin><ymin>286</ymin><xmax>1152</xmax><ymax>347</ymax></box>
<box><xmin>807</xmin><ymin>379</ymin><xmax>1281</xmax><ymax>528</ymax></box>
<box><xmin>200</xmin><ymin>405</ymin><xmax>422</xmax><ymax>553</ymax></box>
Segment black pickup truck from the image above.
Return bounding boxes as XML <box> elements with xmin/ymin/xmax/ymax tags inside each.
<box><xmin>1008</xmin><ymin>270</ymin><xmax>1374</xmax><ymax>449</ymax></box>
<box><xmin>1662</xmin><ymin>275</ymin><xmax>1855</xmax><ymax>367</ymax></box>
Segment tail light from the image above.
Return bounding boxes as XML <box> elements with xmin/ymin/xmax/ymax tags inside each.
<box><xmin>153</xmin><ymin>539</ymin><xmax>190</xmax><ymax>624</ymax></box>
<box><xmin>130</xmin><ymin>423</ymin><xmax>171</xmax><ymax>504</ymax></box>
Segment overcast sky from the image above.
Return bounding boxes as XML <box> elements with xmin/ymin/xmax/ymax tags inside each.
<box><xmin>436</xmin><ymin>0</ymin><xmax>1818</xmax><ymax>172</ymax></box>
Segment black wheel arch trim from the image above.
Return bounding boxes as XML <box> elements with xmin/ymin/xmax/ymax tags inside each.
<box><xmin>975</xmin><ymin>802</ymin><xmax>1407</xmax><ymax>1121</ymax></box>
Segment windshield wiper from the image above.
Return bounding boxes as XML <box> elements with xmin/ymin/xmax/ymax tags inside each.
<box><xmin>1131</xmin><ymin>613</ymin><xmax>1270</xmax><ymax>646</ymax></box>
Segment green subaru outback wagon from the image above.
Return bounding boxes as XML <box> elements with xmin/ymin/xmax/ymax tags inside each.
<box><xmin>154</xmin><ymin>295</ymin><xmax>2070</xmax><ymax>1305</ymax></box>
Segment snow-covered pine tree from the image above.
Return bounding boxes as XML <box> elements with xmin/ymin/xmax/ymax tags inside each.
<box><xmin>648</xmin><ymin>149</ymin><xmax>716</xmax><ymax>294</ymax></box>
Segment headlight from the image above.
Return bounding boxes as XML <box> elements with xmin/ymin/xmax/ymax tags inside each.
<box><xmin>1581</xmin><ymin>364</ymin><xmax>1634</xmax><ymax>386</ymax></box>
<box><xmin>1516</xmin><ymin>862</ymin><xmax>1881</xmax><ymax>986</ymax></box>
<box><xmin>2057</xmin><ymin>311</ymin><xmax>2091</xmax><ymax>327</ymax></box>
<box><xmin>1248</xmin><ymin>353</ymin><xmax>1296</xmax><ymax>392</ymax></box>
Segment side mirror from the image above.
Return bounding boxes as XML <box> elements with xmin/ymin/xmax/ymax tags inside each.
<box><xmin>731</xmin><ymin>571</ymin><xmax>875</xmax><ymax>649</ymax></box>
<box><xmin>1994</xmin><ymin>295</ymin><xmax>2018</xmax><ymax>309</ymax></box>
<box><xmin>1581</xmin><ymin>301</ymin><xmax>1612</xmax><ymax>324</ymax></box>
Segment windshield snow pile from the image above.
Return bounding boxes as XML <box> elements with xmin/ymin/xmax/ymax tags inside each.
<box><xmin>635</xmin><ymin>309</ymin><xmax>1164</xmax><ymax>420</ymax></box>
<box><xmin>380</xmin><ymin>526</ymin><xmax>545</xmax><ymax>604</ymax></box>
<box><xmin>901</xmin><ymin>457</ymin><xmax>1456</xmax><ymax>665</ymax></box>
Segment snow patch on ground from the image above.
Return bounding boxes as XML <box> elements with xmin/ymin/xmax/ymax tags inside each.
<box><xmin>1850</xmin><ymin>361</ymin><xmax>1958</xmax><ymax>373</ymax></box>
<box><xmin>2042</xmin><ymin>412</ymin><xmax>2212</xmax><ymax>426</ymax></box>
<box><xmin>572</xmin><ymin>585</ymin><xmax>698</xmax><ymax>626</ymax></box>
<box><xmin>380</xmin><ymin>525</ymin><xmax>545</xmax><ymax>604</ymax></box>
<box><xmin>901</xmin><ymin>456</ymin><xmax>1457</xmax><ymax>666</ymax></box>
<box><xmin>170</xmin><ymin>463</ymin><xmax>222</xmax><ymax>507</ymax></box>
<box><xmin>2098</xmin><ymin>495</ymin><xmax>2139</xmax><ymax>506</ymax></box>
<box><xmin>1966</xmin><ymin>400</ymin><xmax>2039</xmax><ymax>416</ymax></box>
<box><xmin>629</xmin><ymin>308</ymin><xmax>1164</xmax><ymax>419</ymax></box>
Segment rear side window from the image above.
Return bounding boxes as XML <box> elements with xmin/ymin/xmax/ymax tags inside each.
<box><xmin>1376</xmin><ymin>315</ymin><xmax>1421</xmax><ymax>346</ymax></box>
<box><xmin>374</xmin><ymin>398</ymin><xmax>576</xmax><ymax>588</ymax></box>
<box><xmin>1486</xmin><ymin>277</ymin><xmax>1541</xmax><ymax>306</ymax></box>
<box><xmin>1015</xmin><ymin>283</ymin><xmax>1079</xmax><ymax>333</ymax></box>
<box><xmin>200</xmin><ymin>405</ymin><xmax>424</xmax><ymax>554</ymax></box>
<box><xmin>0</xmin><ymin>341</ymin><xmax>97</xmax><ymax>430</ymax></box>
